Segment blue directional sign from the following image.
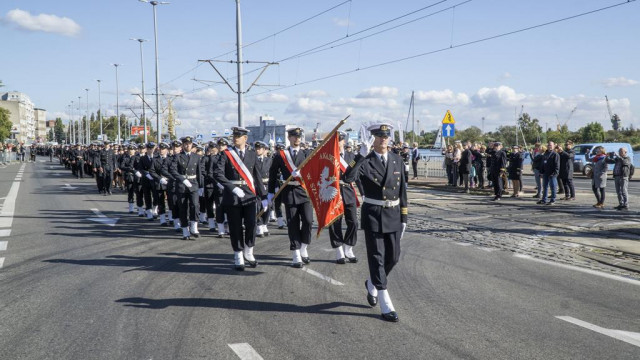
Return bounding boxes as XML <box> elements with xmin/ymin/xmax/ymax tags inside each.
<box><xmin>442</xmin><ymin>123</ymin><xmax>455</xmax><ymax>138</ymax></box>
<box><xmin>196</xmin><ymin>134</ymin><xmax>204</xmax><ymax>140</ymax></box>
<box><xmin>211</xmin><ymin>130</ymin><xmax>217</xmax><ymax>137</ymax></box>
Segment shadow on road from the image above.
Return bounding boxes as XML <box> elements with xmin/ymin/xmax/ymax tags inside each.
<box><xmin>115</xmin><ymin>297</ymin><xmax>377</xmax><ymax>318</ymax></box>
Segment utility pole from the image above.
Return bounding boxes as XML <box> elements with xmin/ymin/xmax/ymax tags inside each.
<box><xmin>198</xmin><ymin>0</ymin><xmax>277</xmax><ymax>127</ymax></box>
<box><xmin>131</xmin><ymin>38</ymin><xmax>148</xmax><ymax>143</ymax></box>
<box><xmin>112</xmin><ymin>64</ymin><xmax>122</xmax><ymax>144</ymax></box>
<box><xmin>411</xmin><ymin>90</ymin><xmax>415</xmax><ymax>144</ymax></box>
<box><xmin>97</xmin><ymin>80</ymin><xmax>102</xmax><ymax>140</ymax></box>
<box><xmin>85</xmin><ymin>88</ymin><xmax>90</xmax><ymax>142</ymax></box>
<box><xmin>78</xmin><ymin>96</ymin><xmax>82</xmax><ymax>144</ymax></box>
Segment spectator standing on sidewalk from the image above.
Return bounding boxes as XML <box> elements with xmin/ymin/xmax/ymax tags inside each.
<box><xmin>471</xmin><ymin>144</ymin><xmax>486</xmax><ymax>189</ymax></box>
<box><xmin>508</xmin><ymin>145</ymin><xmax>524</xmax><ymax>197</ymax></box>
<box><xmin>606</xmin><ymin>147</ymin><xmax>631</xmax><ymax>210</ymax></box>
<box><xmin>443</xmin><ymin>145</ymin><xmax>454</xmax><ymax>186</ymax></box>
<box><xmin>459</xmin><ymin>141</ymin><xmax>473</xmax><ymax>193</ymax></box>
<box><xmin>490</xmin><ymin>142</ymin><xmax>507</xmax><ymax>201</ymax></box>
<box><xmin>411</xmin><ymin>142</ymin><xmax>420</xmax><ymax>179</ymax></box>
<box><xmin>590</xmin><ymin>146</ymin><xmax>608</xmax><ymax>209</ymax></box>
<box><xmin>558</xmin><ymin>141</ymin><xmax>576</xmax><ymax>200</ymax></box>
<box><xmin>538</xmin><ymin>141</ymin><xmax>560</xmax><ymax>205</ymax></box>
<box><xmin>452</xmin><ymin>141</ymin><xmax>462</xmax><ymax>187</ymax></box>
<box><xmin>531</xmin><ymin>145</ymin><xmax>545</xmax><ymax>198</ymax></box>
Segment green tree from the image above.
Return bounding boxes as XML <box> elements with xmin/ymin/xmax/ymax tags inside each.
<box><xmin>47</xmin><ymin>128</ymin><xmax>54</xmax><ymax>142</ymax></box>
<box><xmin>455</xmin><ymin>126</ymin><xmax>483</xmax><ymax>143</ymax></box>
<box><xmin>54</xmin><ymin>118</ymin><xmax>66</xmax><ymax>144</ymax></box>
<box><xmin>517</xmin><ymin>113</ymin><xmax>543</xmax><ymax>144</ymax></box>
<box><xmin>0</xmin><ymin>107</ymin><xmax>12</xmax><ymax>141</ymax></box>
<box><xmin>580</xmin><ymin>122</ymin><xmax>605</xmax><ymax>142</ymax></box>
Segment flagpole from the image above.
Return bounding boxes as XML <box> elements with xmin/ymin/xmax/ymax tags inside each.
<box><xmin>258</xmin><ymin>114</ymin><xmax>350</xmax><ymax>218</ymax></box>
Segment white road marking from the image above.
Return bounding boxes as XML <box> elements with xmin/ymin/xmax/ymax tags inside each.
<box><xmin>0</xmin><ymin>241</ymin><xmax>6</xmax><ymax>251</ymax></box>
<box><xmin>0</xmin><ymin>166</ymin><xmax>24</xmax><ymax>229</ymax></box>
<box><xmin>87</xmin><ymin>208</ymin><xmax>119</xmax><ymax>227</ymax></box>
<box><xmin>556</xmin><ymin>316</ymin><xmax>640</xmax><ymax>348</ymax></box>
<box><xmin>322</xmin><ymin>248</ymin><xmax>334</xmax><ymax>252</ymax></box>
<box><xmin>228</xmin><ymin>343</ymin><xmax>264</xmax><ymax>360</ymax></box>
<box><xmin>301</xmin><ymin>267</ymin><xmax>344</xmax><ymax>286</ymax></box>
<box><xmin>514</xmin><ymin>254</ymin><xmax>640</xmax><ymax>286</ymax></box>
<box><xmin>62</xmin><ymin>184</ymin><xmax>78</xmax><ymax>190</ymax></box>
<box><xmin>0</xmin><ymin>229</ymin><xmax>10</xmax><ymax>237</ymax></box>
<box><xmin>453</xmin><ymin>242</ymin><xmax>472</xmax><ymax>246</ymax></box>
<box><xmin>0</xmin><ymin>257</ymin><xmax>4</xmax><ymax>268</ymax></box>
<box><xmin>478</xmin><ymin>247</ymin><xmax>497</xmax><ymax>252</ymax></box>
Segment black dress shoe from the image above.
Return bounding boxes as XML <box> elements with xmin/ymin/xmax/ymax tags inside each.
<box><xmin>191</xmin><ymin>232</ymin><xmax>200</xmax><ymax>238</ymax></box>
<box><xmin>257</xmin><ymin>233</ymin><xmax>264</xmax><ymax>238</ymax></box>
<box><xmin>244</xmin><ymin>258</ymin><xmax>258</xmax><ymax>268</ymax></box>
<box><xmin>175</xmin><ymin>228</ymin><xmax>182</xmax><ymax>233</ymax></box>
<box><xmin>182</xmin><ymin>236</ymin><xmax>190</xmax><ymax>241</ymax></box>
<box><xmin>365</xmin><ymin>280</ymin><xmax>377</xmax><ymax>307</ymax></box>
<box><xmin>278</xmin><ymin>225</ymin><xmax>285</xmax><ymax>229</ymax></box>
<box><xmin>292</xmin><ymin>262</ymin><xmax>304</xmax><ymax>269</ymax></box>
<box><xmin>210</xmin><ymin>228</ymin><xmax>217</xmax><ymax>232</ymax></box>
<box><xmin>160</xmin><ymin>222</ymin><xmax>168</xmax><ymax>227</ymax></box>
<box><xmin>217</xmin><ymin>233</ymin><xmax>224</xmax><ymax>238</ymax></box>
<box><xmin>381</xmin><ymin>311</ymin><xmax>399</xmax><ymax>322</ymax></box>
<box><xmin>301</xmin><ymin>257</ymin><xmax>310</xmax><ymax>264</ymax></box>
<box><xmin>336</xmin><ymin>258</ymin><xmax>346</xmax><ymax>265</ymax></box>
<box><xmin>347</xmin><ymin>256</ymin><xmax>358</xmax><ymax>263</ymax></box>
<box><xmin>264</xmin><ymin>231</ymin><xmax>269</xmax><ymax>237</ymax></box>
<box><xmin>235</xmin><ymin>264</ymin><xmax>245</xmax><ymax>271</ymax></box>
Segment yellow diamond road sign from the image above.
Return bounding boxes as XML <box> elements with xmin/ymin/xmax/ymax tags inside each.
<box><xmin>442</xmin><ymin>110</ymin><xmax>455</xmax><ymax>124</ymax></box>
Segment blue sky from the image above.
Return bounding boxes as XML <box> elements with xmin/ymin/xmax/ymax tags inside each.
<box><xmin>1</xmin><ymin>0</ymin><xmax>638</xmax><ymax>138</ymax></box>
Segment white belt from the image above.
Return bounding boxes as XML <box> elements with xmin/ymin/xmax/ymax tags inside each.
<box><xmin>287</xmin><ymin>181</ymin><xmax>301</xmax><ymax>186</ymax></box>
<box><xmin>363</xmin><ymin>198</ymin><xmax>399</xmax><ymax>208</ymax></box>
<box><xmin>229</xmin><ymin>180</ymin><xmax>247</xmax><ymax>185</ymax></box>
<box><xmin>262</xmin><ymin>178</ymin><xmax>269</xmax><ymax>183</ymax></box>
<box><xmin>186</xmin><ymin>175</ymin><xmax>197</xmax><ymax>180</ymax></box>
<box><xmin>339</xmin><ymin>181</ymin><xmax>353</xmax><ymax>186</ymax></box>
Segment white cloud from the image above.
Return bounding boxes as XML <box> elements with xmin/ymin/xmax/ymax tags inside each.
<box><xmin>253</xmin><ymin>93</ymin><xmax>289</xmax><ymax>103</ymax></box>
<box><xmin>335</xmin><ymin>97</ymin><xmax>399</xmax><ymax>109</ymax></box>
<box><xmin>298</xmin><ymin>90</ymin><xmax>329</xmax><ymax>98</ymax></box>
<box><xmin>472</xmin><ymin>86</ymin><xmax>526</xmax><ymax>107</ymax></box>
<box><xmin>414</xmin><ymin>89</ymin><xmax>470</xmax><ymax>106</ymax></box>
<box><xmin>357</xmin><ymin>86</ymin><xmax>398</xmax><ymax>99</ymax></box>
<box><xmin>4</xmin><ymin>9</ymin><xmax>81</xmax><ymax>37</ymax></box>
<box><xmin>286</xmin><ymin>98</ymin><xmax>327</xmax><ymax>113</ymax></box>
<box><xmin>332</xmin><ymin>18</ymin><xmax>351</xmax><ymax>27</ymax></box>
<box><xmin>601</xmin><ymin>77</ymin><xmax>638</xmax><ymax>88</ymax></box>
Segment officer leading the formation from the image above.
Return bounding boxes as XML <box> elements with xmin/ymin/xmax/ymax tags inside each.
<box><xmin>344</xmin><ymin>123</ymin><xmax>408</xmax><ymax>323</ymax></box>
<box><xmin>212</xmin><ymin>127</ymin><xmax>268</xmax><ymax>270</ymax></box>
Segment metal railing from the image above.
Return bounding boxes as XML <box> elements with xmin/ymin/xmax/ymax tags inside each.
<box><xmin>416</xmin><ymin>155</ymin><xmax>447</xmax><ymax>178</ymax></box>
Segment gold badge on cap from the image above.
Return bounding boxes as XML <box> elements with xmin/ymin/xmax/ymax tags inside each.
<box><xmin>380</xmin><ymin>125</ymin><xmax>388</xmax><ymax>131</ymax></box>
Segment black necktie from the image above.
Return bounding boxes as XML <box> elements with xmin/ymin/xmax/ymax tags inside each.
<box><xmin>293</xmin><ymin>150</ymin><xmax>297</xmax><ymax>158</ymax></box>
<box><xmin>381</xmin><ymin>156</ymin><xmax>386</xmax><ymax>168</ymax></box>
<box><xmin>239</xmin><ymin>150</ymin><xmax>244</xmax><ymax>160</ymax></box>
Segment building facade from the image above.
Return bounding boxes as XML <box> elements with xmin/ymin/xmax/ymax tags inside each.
<box><xmin>246</xmin><ymin>115</ymin><xmax>300</xmax><ymax>148</ymax></box>
<box><xmin>34</xmin><ymin>108</ymin><xmax>48</xmax><ymax>141</ymax></box>
<box><xmin>0</xmin><ymin>92</ymin><xmax>36</xmax><ymax>143</ymax></box>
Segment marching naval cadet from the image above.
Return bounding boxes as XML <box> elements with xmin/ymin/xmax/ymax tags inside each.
<box><xmin>166</xmin><ymin>140</ymin><xmax>182</xmax><ymax>230</ymax></box>
<box><xmin>329</xmin><ymin>131</ymin><xmax>359</xmax><ymax>264</ymax></box>
<box><xmin>268</xmin><ymin>127</ymin><xmax>314</xmax><ymax>268</ymax></box>
<box><xmin>137</xmin><ymin>142</ymin><xmax>157</xmax><ymax>220</ymax></box>
<box><xmin>91</xmin><ymin>143</ymin><xmax>105</xmax><ymax>194</ymax></box>
<box><xmin>213</xmin><ymin>138</ymin><xmax>230</xmax><ymax>237</ymax></box>
<box><xmin>149</xmin><ymin>142</ymin><xmax>173</xmax><ymax>226</ymax></box>
<box><xmin>196</xmin><ymin>144</ymin><xmax>209</xmax><ymax>225</ymax></box>
<box><xmin>202</xmin><ymin>142</ymin><xmax>219</xmax><ymax>231</ymax></box>
<box><xmin>120</xmin><ymin>145</ymin><xmax>138</xmax><ymax>213</ymax></box>
<box><xmin>254</xmin><ymin>141</ymin><xmax>272</xmax><ymax>237</ymax></box>
<box><xmin>97</xmin><ymin>141</ymin><xmax>117</xmax><ymax>196</ymax></box>
<box><xmin>169</xmin><ymin>136</ymin><xmax>204</xmax><ymax>240</ymax></box>
<box><xmin>72</xmin><ymin>143</ymin><xmax>85</xmax><ymax>179</ymax></box>
<box><xmin>132</xmin><ymin>144</ymin><xmax>146</xmax><ymax>216</ymax></box>
<box><xmin>343</xmin><ymin>123</ymin><xmax>408</xmax><ymax>322</ymax></box>
<box><xmin>272</xmin><ymin>142</ymin><xmax>286</xmax><ymax>229</ymax></box>
<box><xmin>212</xmin><ymin>127</ymin><xmax>268</xmax><ymax>270</ymax></box>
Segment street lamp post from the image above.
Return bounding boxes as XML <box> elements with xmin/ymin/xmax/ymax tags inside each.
<box><xmin>77</xmin><ymin>96</ymin><xmax>82</xmax><ymax>144</ymax></box>
<box><xmin>85</xmin><ymin>88</ymin><xmax>90</xmax><ymax>142</ymax></box>
<box><xmin>140</xmin><ymin>0</ymin><xmax>169</xmax><ymax>142</ymax></box>
<box><xmin>97</xmin><ymin>80</ymin><xmax>102</xmax><ymax>140</ymax></box>
<box><xmin>130</xmin><ymin>38</ymin><xmax>148</xmax><ymax>143</ymax></box>
<box><xmin>113</xmin><ymin>64</ymin><xmax>121</xmax><ymax>144</ymax></box>
<box><xmin>235</xmin><ymin>0</ymin><xmax>244</xmax><ymax>127</ymax></box>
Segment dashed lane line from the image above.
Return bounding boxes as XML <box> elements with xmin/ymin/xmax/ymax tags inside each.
<box><xmin>228</xmin><ymin>343</ymin><xmax>264</xmax><ymax>360</ymax></box>
<box><xmin>514</xmin><ymin>254</ymin><xmax>640</xmax><ymax>286</ymax></box>
<box><xmin>556</xmin><ymin>316</ymin><xmax>640</xmax><ymax>348</ymax></box>
<box><xmin>0</xmin><ymin>241</ymin><xmax>7</xmax><ymax>251</ymax></box>
<box><xmin>300</xmin><ymin>267</ymin><xmax>344</xmax><ymax>286</ymax></box>
<box><xmin>0</xmin><ymin>164</ymin><xmax>26</xmax><ymax>268</ymax></box>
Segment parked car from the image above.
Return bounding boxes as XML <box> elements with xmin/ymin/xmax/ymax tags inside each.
<box><xmin>573</xmin><ymin>142</ymin><xmax>634</xmax><ymax>178</ymax></box>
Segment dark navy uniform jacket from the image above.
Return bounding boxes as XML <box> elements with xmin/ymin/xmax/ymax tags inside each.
<box><xmin>97</xmin><ymin>149</ymin><xmax>117</xmax><ymax>171</ymax></box>
<box><xmin>150</xmin><ymin>156</ymin><xmax>174</xmax><ymax>191</ymax></box>
<box><xmin>212</xmin><ymin>147</ymin><xmax>266</xmax><ymax>206</ymax></box>
<box><xmin>268</xmin><ymin>147</ymin><xmax>310</xmax><ymax>205</ymax></box>
<box><xmin>339</xmin><ymin>151</ymin><xmax>358</xmax><ymax>206</ymax></box>
<box><xmin>169</xmin><ymin>152</ymin><xmax>204</xmax><ymax>193</ymax></box>
<box><xmin>344</xmin><ymin>151</ymin><xmax>408</xmax><ymax>233</ymax></box>
<box><xmin>255</xmin><ymin>155</ymin><xmax>272</xmax><ymax>191</ymax></box>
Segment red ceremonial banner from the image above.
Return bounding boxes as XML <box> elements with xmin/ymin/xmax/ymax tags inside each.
<box><xmin>299</xmin><ymin>132</ymin><xmax>345</xmax><ymax>236</ymax></box>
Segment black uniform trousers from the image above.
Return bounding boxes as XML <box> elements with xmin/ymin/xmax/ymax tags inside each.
<box><xmin>328</xmin><ymin>201</ymin><xmax>358</xmax><ymax>248</ymax></box>
<box><xmin>167</xmin><ymin>183</ymin><xmax>179</xmax><ymax>220</ymax></box>
<box><xmin>225</xmin><ymin>201</ymin><xmax>258</xmax><ymax>252</ymax></box>
<box><xmin>156</xmin><ymin>189</ymin><xmax>166</xmax><ymax>215</ymax></box>
<box><xmin>76</xmin><ymin>159</ymin><xmax>85</xmax><ymax>178</ymax></box>
<box><xmin>256</xmin><ymin>184</ymin><xmax>269</xmax><ymax>226</ymax></box>
<box><xmin>364</xmin><ymin>229</ymin><xmax>401</xmax><ymax>291</ymax></box>
<box><xmin>214</xmin><ymin>191</ymin><xmax>225</xmax><ymax>223</ymax></box>
<box><xmin>199</xmin><ymin>193</ymin><xmax>207</xmax><ymax>218</ymax></box>
<box><xmin>125</xmin><ymin>175</ymin><xmax>135</xmax><ymax>203</ymax></box>
<box><xmin>412</xmin><ymin>161</ymin><xmax>418</xmax><ymax>178</ymax></box>
<box><xmin>179</xmin><ymin>188</ymin><xmax>199</xmax><ymax>225</ymax></box>
<box><xmin>285</xmin><ymin>201</ymin><xmax>313</xmax><ymax>250</ymax></box>
<box><xmin>102</xmin><ymin>168</ymin><xmax>113</xmax><ymax>193</ymax></box>
<box><xmin>142</xmin><ymin>179</ymin><xmax>155</xmax><ymax>210</ymax></box>
<box><xmin>493</xmin><ymin>172</ymin><xmax>504</xmax><ymax>197</ymax></box>
<box><xmin>204</xmin><ymin>188</ymin><xmax>216</xmax><ymax>218</ymax></box>
<box><xmin>274</xmin><ymin>196</ymin><xmax>283</xmax><ymax>218</ymax></box>
<box><xmin>95</xmin><ymin>169</ymin><xmax>104</xmax><ymax>192</ymax></box>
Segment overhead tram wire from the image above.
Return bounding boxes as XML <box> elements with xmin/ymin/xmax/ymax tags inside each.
<box><xmin>160</xmin><ymin>0</ymin><xmax>352</xmax><ymax>88</ymax></box>
<box><xmin>172</xmin><ymin>0</ymin><xmax>637</xmax><ymax>112</ymax></box>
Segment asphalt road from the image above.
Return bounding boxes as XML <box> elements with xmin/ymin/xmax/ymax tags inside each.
<box><xmin>0</xmin><ymin>158</ymin><xmax>638</xmax><ymax>359</ymax></box>
<box><xmin>521</xmin><ymin>175</ymin><xmax>640</xmax><ymax>196</ymax></box>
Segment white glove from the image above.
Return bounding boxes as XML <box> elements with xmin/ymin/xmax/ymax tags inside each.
<box><xmin>135</xmin><ymin>171</ymin><xmax>142</xmax><ymax>178</ymax></box>
<box><xmin>182</xmin><ymin>179</ymin><xmax>193</xmax><ymax>188</ymax></box>
<box><xmin>160</xmin><ymin>177</ymin><xmax>168</xmax><ymax>185</ymax></box>
<box><xmin>146</xmin><ymin>174</ymin><xmax>153</xmax><ymax>181</ymax></box>
<box><xmin>267</xmin><ymin>193</ymin><xmax>275</xmax><ymax>203</ymax></box>
<box><xmin>232</xmin><ymin>187</ymin><xmax>246</xmax><ymax>198</ymax></box>
<box><xmin>291</xmin><ymin>169</ymin><xmax>301</xmax><ymax>178</ymax></box>
<box><xmin>217</xmin><ymin>183</ymin><xmax>224</xmax><ymax>190</ymax></box>
<box><xmin>198</xmin><ymin>188</ymin><xmax>204</xmax><ymax>197</ymax></box>
<box><xmin>359</xmin><ymin>136</ymin><xmax>373</xmax><ymax>157</ymax></box>
<box><xmin>261</xmin><ymin>199</ymin><xmax>269</xmax><ymax>211</ymax></box>
<box><xmin>401</xmin><ymin>223</ymin><xmax>407</xmax><ymax>239</ymax></box>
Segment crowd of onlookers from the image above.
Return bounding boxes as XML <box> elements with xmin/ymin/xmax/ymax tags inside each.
<box><xmin>440</xmin><ymin>140</ymin><xmax>633</xmax><ymax>210</ymax></box>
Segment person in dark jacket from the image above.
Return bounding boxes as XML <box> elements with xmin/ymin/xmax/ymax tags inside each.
<box><xmin>507</xmin><ymin>145</ymin><xmax>524</xmax><ymax>197</ymax></box>
<box><xmin>471</xmin><ymin>144</ymin><xmax>486</xmax><ymax>189</ymax></box>
<box><xmin>558</xmin><ymin>141</ymin><xmax>576</xmax><ymax>200</ymax></box>
<box><xmin>606</xmin><ymin>147</ymin><xmax>631</xmax><ymax>210</ymax></box>
<box><xmin>490</xmin><ymin>142</ymin><xmax>507</xmax><ymax>201</ymax></box>
<box><xmin>530</xmin><ymin>145</ymin><xmax>545</xmax><ymax>198</ymax></box>
<box><xmin>458</xmin><ymin>142</ymin><xmax>473</xmax><ymax>193</ymax></box>
<box><xmin>538</xmin><ymin>141</ymin><xmax>560</xmax><ymax>205</ymax></box>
